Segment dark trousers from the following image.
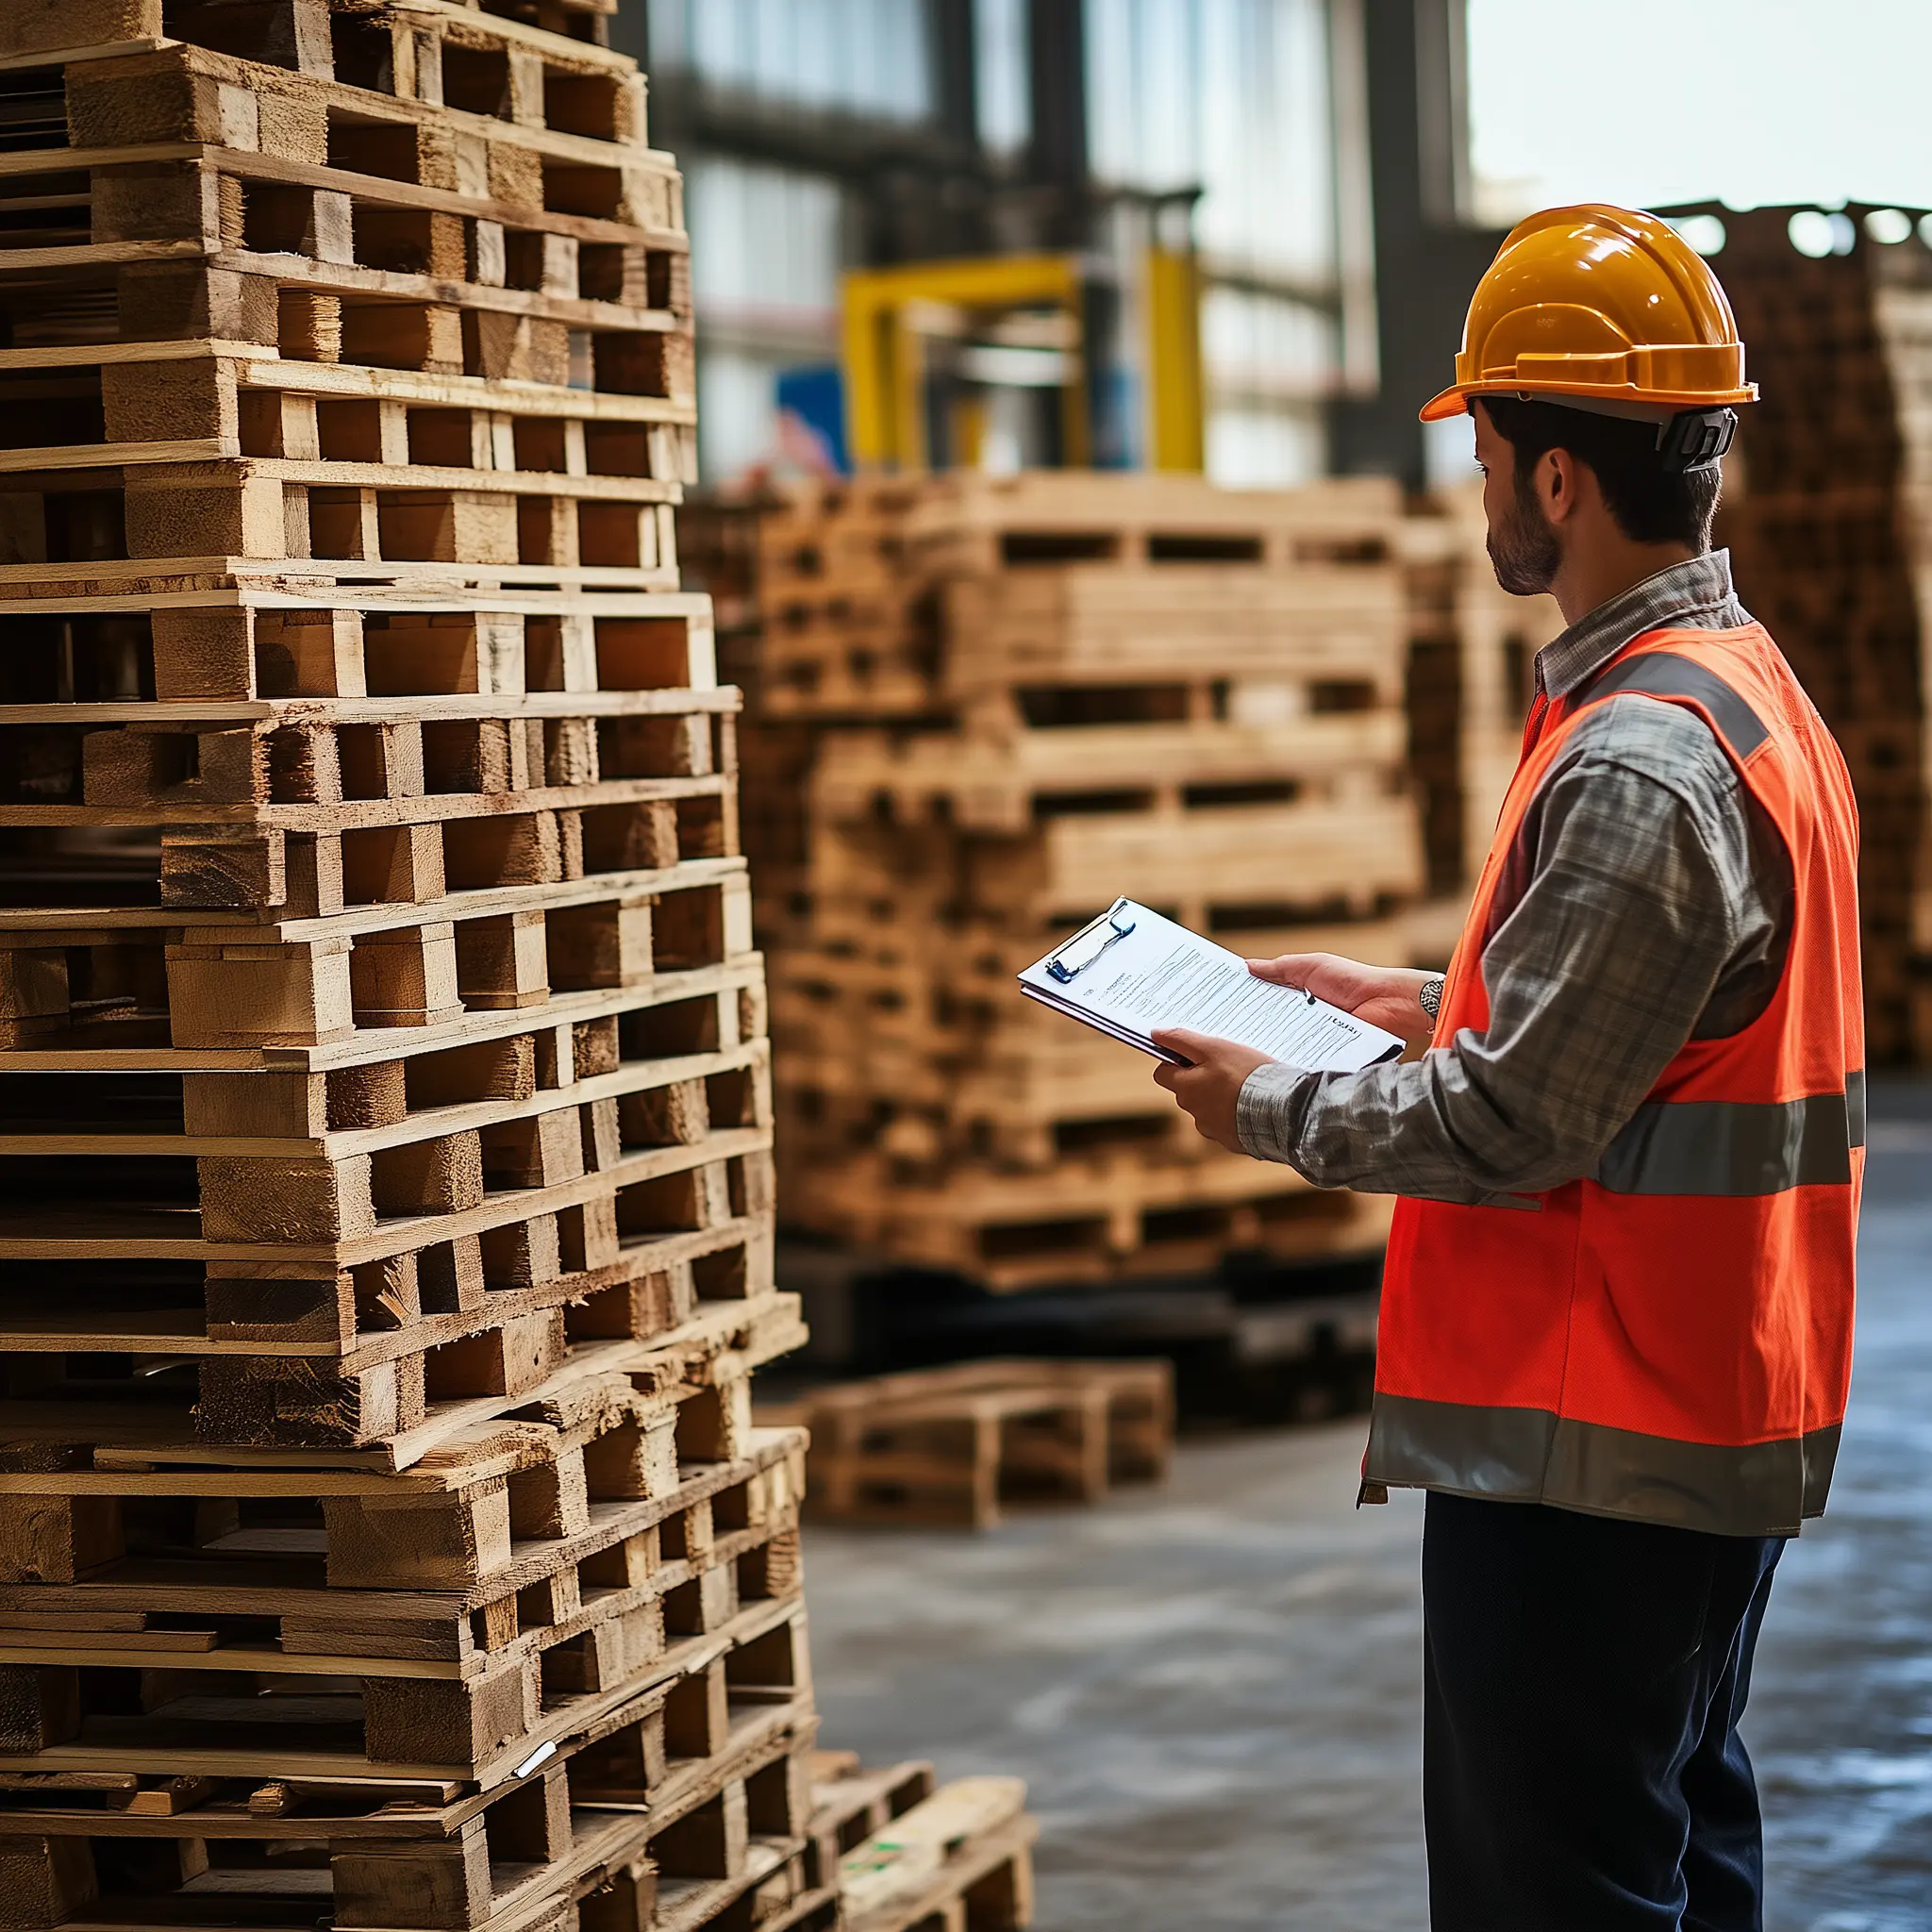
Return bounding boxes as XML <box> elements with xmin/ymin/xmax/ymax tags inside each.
<box><xmin>1423</xmin><ymin>1491</ymin><xmax>1785</xmax><ymax>1931</ymax></box>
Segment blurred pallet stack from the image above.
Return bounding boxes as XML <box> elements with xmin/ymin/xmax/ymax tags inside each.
<box><xmin>1402</xmin><ymin>482</ymin><xmax>1562</xmax><ymax>963</ymax></box>
<box><xmin>0</xmin><ymin>3</ymin><xmax>862</xmax><ymax>1927</ymax></box>
<box><xmin>700</xmin><ymin>479</ymin><xmax>933</xmax><ymax>951</ymax></box>
<box><xmin>1677</xmin><ymin>202</ymin><xmax>1932</xmax><ymax>1061</ymax></box>
<box><xmin>1877</xmin><ymin>244</ymin><xmax>1932</xmax><ymax>1058</ymax></box>
<box><xmin>698</xmin><ymin>471</ymin><xmax>1425</xmax><ymax>1292</ymax></box>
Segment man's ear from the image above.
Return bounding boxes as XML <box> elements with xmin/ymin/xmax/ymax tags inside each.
<box><xmin>1541</xmin><ymin>447</ymin><xmax>1583</xmax><ymax>525</ymax></box>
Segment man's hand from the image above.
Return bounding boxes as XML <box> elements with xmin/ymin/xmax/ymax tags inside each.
<box><xmin>1246</xmin><ymin>952</ymin><xmax>1440</xmax><ymax>1047</ymax></box>
<box><xmin>1150</xmin><ymin>1029</ymin><xmax>1274</xmax><ymax>1152</ymax></box>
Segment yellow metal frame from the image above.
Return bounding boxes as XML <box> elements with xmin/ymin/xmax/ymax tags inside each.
<box><xmin>1144</xmin><ymin>245</ymin><xmax>1204</xmax><ymax>472</ymax></box>
<box><xmin>841</xmin><ymin>247</ymin><xmax>1205</xmax><ymax>473</ymax></box>
<box><xmin>841</xmin><ymin>253</ymin><xmax>1086</xmax><ymax>471</ymax></box>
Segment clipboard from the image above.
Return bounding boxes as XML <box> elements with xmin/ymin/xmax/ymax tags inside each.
<box><xmin>1018</xmin><ymin>898</ymin><xmax>1404</xmax><ymax>1072</ymax></box>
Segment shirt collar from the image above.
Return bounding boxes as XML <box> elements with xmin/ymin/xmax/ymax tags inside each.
<box><xmin>1536</xmin><ymin>549</ymin><xmax>1742</xmax><ymax>701</ymax></box>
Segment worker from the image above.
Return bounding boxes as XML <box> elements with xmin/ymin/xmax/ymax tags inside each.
<box><xmin>1150</xmin><ymin>206</ymin><xmax>1861</xmax><ymax>1931</ymax></box>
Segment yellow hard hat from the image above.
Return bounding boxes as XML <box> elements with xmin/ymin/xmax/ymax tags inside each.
<box><xmin>1420</xmin><ymin>204</ymin><xmax>1757</xmax><ymax>424</ymax></box>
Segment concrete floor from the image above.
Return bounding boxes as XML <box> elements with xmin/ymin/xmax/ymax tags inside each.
<box><xmin>798</xmin><ymin>1105</ymin><xmax>1932</xmax><ymax>1930</ymax></box>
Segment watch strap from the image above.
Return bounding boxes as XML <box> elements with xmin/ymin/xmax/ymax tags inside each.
<box><xmin>1419</xmin><ymin>976</ymin><xmax>1445</xmax><ymax>1029</ymax></box>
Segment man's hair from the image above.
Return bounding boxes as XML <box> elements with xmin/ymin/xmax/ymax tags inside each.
<box><xmin>1478</xmin><ymin>395</ymin><xmax>1722</xmax><ymax>550</ymax></box>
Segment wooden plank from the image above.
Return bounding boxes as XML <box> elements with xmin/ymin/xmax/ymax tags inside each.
<box><xmin>0</xmin><ymin>954</ymin><xmax>759</xmax><ymax>1076</ymax></box>
<box><xmin>0</xmin><ymin>440</ymin><xmax>225</xmax><ymax>474</ymax></box>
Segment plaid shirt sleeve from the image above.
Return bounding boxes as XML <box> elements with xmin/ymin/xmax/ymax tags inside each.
<box><xmin>1233</xmin><ymin>697</ymin><xmax>1781</xmax><ymax>1202</ymax></box>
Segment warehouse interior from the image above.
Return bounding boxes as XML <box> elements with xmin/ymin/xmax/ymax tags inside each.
<box><xmin>612</xmin><ymin>0</ymin><xmax>1482</xmax><ymax>489</ymax></box>
<box><xmin>0</xmin><ymin>0</ymin><xmax>1925</xmax><ymax>1927</ymax></box>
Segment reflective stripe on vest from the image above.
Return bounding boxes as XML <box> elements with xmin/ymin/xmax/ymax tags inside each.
<box><xmin>1580</xmin><ymin>648</ymin><xmax>1771</xmax><ymax>756</ymax></box>
<box><xmin>1367</xmin><ymin>1395</ymin><xmax>1841</xmax><ymax>1537</ymax></box>
<box><xmin>1576</xmin><ymin>652</ymin><xmax>1858</xmax><ymax>1199</ymax></box>
<box><xmin>1597</xmin><ymin>1070</ymin><xmax>1867</xmax><ymax>1195</ymax></box>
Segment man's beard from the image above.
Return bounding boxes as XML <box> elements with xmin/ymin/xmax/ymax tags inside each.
<box><xmin>1487</xmin><ymin>482</ymin><xmax>1561</xmax><ymax>596</ymax></box>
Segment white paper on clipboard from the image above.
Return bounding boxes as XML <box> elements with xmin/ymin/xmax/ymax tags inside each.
<box><xmin>1017</xmin><ymin>897</ymin><xmax>1404</xmax><ymax>1071</ymax></box>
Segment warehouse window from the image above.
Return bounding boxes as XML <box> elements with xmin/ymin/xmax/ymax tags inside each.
<box><xmin>685</xmin><ymin>158</ymin><xmax>844</xmax><ymax>482</ymax></box>
<box><xmin>974</xmin><ymin>0</ymin><xmax>1029</xmax><ymax>155</ymax></box>
<box><xmin>1088</xmin><ymin>2</ymin><xmax>1343</xmax><ymax>487</ymax></box>
<box><xmin>646</xmin><ymin>0</ymin><xmax>934</xmax><ymax>122</ymax></box>
<box><xmin>1200</xmin><ymin>284</ymin><xmax>1335</xmax><ymax>486</ymax></box>
<box><xmin>1086</xmin><ymin>0</ymin><xmax>1336</xmax><ymax>280</ymax></box>
<box><xmin>686</xmin><ymin>158</ymin><xmax>841</xmax><ymax>315</ymax></box>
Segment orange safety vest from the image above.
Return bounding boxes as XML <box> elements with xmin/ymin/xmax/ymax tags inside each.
<box><xmin>1370</xmin><ymin>623</ymin><xmax>1863</xmax><ymax>1537</ymax></box>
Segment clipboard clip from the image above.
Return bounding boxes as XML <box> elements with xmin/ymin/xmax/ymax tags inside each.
<box><xmin>1046</xmin><ymin>903</ymin><xmax>1136</xmax><ymax>982</ymax></box>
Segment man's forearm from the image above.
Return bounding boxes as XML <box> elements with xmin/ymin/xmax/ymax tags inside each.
<box><xmin>1237</xmin><ymin>1054</ymin><xmax>1564</xmax><ymax>1203</ymax></box>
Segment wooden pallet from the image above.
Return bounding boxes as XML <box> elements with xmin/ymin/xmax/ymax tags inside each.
<box><xmin>0</xmin><ymin>1597</ymin><xmax>811</xmax><ymax>1794</ymax></box>
<box><xmin>767</xmin><ymin>1358</ymin><xmax>1172</xmax><ymax>1529</ymax></box>
<box><xmin>0</xmin><ymin>1365</ymin><xmax>798</xmax><ymax>1585</ymax></box>
<box><xmin>0</xmin><ymin>1698</ymin><xmax>822</xmax><ymax>1932</ymax></box>
<box><xmin>0</xmin><ymin>1491</ymin><xmax>809</xmax><ymax>1782</ymax></box>
<box><xmin>0</xmin><ymin>1194</ymin><xmax>779</xmax><ymax>1455</ymax></box>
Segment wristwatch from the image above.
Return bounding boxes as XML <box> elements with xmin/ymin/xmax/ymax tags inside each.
<box><xmin>1418</xmin><ymin>976</ymin><xmax>1445</xmax><ymax>1032</ymax></box>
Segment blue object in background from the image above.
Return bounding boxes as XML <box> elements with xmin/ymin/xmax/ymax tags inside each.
<box><xmin>776</xmin><ymin>364</ymin><xmax>849</xmax><ymax>474</ymax></box>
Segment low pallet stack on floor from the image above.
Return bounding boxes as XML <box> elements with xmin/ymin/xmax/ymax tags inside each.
<box><xmin>822</xmin><ymin>1767</ymin><xmax>1033</xmax><ymax>1932</ymax></box>
<box><xmin>1671</xmin><ymin>202</ymin><xmax>1932</xmax><ymax>1061</ymax></box>
<box><xmin>767</xmin><ymin>1358</ymin><xmax>1174</xmax><ymax>1530</ymax></box>
<box><xmin>0</xmin><ymin>7</ymin><xmax>1034</xmax><ymax>1931</ymax></box>
<box><xmin>704</xmin><ymin>472</ymin><xmax>1426</xmax><ymax>1292</ymax></box>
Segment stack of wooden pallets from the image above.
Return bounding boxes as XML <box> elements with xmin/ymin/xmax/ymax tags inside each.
<box><xmin>1684</xmin><ymin>202</ymin><xmax>1932</xmax><ymax>1062</ymax></box>
<box><xmin>0</xmin><ymin>4</ymin><xmax>923</xmax><ymax>1928</ymax></box>
<box><xmin>707</xmin><ymin>471</ymin><xmax>1424</xmax><ymax>1291</ymax></box>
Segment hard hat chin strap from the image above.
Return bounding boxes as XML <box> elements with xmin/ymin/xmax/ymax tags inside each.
<box><xmin>1656</xmin><ymin>408</ymin><xmax>1737</xmax><ymax>474</ymax></box>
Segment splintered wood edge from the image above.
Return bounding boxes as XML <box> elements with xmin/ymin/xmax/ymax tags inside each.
<box><xmin>0</xmin><ymin>41</ymin><xmax>167</xmax><ymax>73</ymax></box>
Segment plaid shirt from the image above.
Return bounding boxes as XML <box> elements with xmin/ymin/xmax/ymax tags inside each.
<box><xmin>1236</xmin><ymin>549</ymin><xmax>1793</xmax><ymax>1203</ymax></box>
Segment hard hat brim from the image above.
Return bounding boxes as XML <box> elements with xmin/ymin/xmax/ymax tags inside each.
<box><xmin>1419</xmin><ymin>378</ymin><xmax>1758</xmax><ymax>426</ymax></box>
